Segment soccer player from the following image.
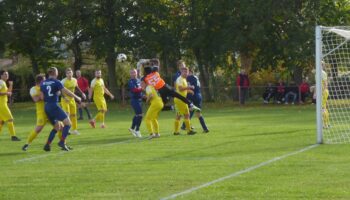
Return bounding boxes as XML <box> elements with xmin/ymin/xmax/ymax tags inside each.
<box><xmin>142</xmin><ymin>81</ymin><xmax>163</xmax><ymax>139</ymax></box>
<box><xmin>173</xmin><ymin>67</ymin><xmax>196</xmax><ymax>135</ymax></box>
<box><xmin>181</xmin><ymin>68</ymin><xmax>209</xmax><ymax>133</ymax></box>
<box><xmin>22</xmin><ymin>74</ymin><xmax>63</xmax><ymax>151</ymax></box>
<box><xmin>0</xmin><ymin>70</ymin><xmax>20</xmax><ymax>141</ymax></box>
<box><xmin>61</xmin><ymin>68</ymin><xmax>86</xmax><ymax>135</ymax></box>
<box><xmin>321</xmin><ymin>62</ymin><xmax>330</xmax><ymax>128</ymax></box>
<box><xmin>88</xmin><ymin>69</ymin><xmax>114</xmax><ymax>128</ymax></box>
<box><xmin>76</xmin><ymin>70</ymin><xmax>92</xmax><ymax>120</ymax></box>
<box><xmin>128</xmin><ymin>69</ymin><xmax>142</xmax><ymax>138</ymax></box>
<box><xmin>140</xmin><ymin>58</ymin><xmax>200</xmax><ymax>112</ymax></box>
<box><xmin>41</xmin><ymin>67</ymin><xmax>81</xmax><ymax>151</ymax></box>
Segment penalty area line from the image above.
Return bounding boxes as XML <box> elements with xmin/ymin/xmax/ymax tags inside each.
<box><xmin>160</xmin><ymin>144</ymin><xmax>319</xmax><ymax>200</ymax></box>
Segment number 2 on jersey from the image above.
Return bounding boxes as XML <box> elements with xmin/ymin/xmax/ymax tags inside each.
<box><xmin>47</xmin><ymin>86</ymin><xmax>53</xmax><ymax>96</ymax></box>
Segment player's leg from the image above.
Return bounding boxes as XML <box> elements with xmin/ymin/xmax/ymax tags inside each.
<box><xmin>22</xmin><ymin>115</ymin><xmax>46</xmax><ymax>151</ymax></box>
<box><xmin>152</xmin><ymin>105</ymin><xmax>162</xmax><ymax>137</ymax></box>
<box><xmin>145</xmin><ymin>107</ymin><xmax>155</xmax><ymax>137</ymax></box>
<box><xmin>194</xmin><ymin>97</ymin><xmax>208</xmax><ymax>132</ymax></box>
<box><xmin>70</xmin><ymin>101</ymin><xmax>79</xmax><ymax>134</ymax></box>
<box><xmin>78</xmin><ymin>102</ymin><xmax>84</xmax><ymax>120</ymax></box>
<box><xmin>2</xmin><ymin>105</ymin><xmax>20</xmax><ymax>141</ymax></box>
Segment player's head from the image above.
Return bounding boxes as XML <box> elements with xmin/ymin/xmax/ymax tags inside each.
<box><xmin>150</xmin><ymin>58</ymin><xmax>160</xmax><ymax>72</ymax></box>
<box><xmin>65</xmin><ymin>68</ymin><xmax>73</xmax><ymax>79</ymax></box>
<box><xmin>177</xmin><ymin>60</ymin><xmax>186</xmax><ymax>70</ymax></box>
<box><xmin>75</xmin><ymin>70</ymin><xmax>81</xmax><ymax>78</ymax></box>
<box><xmin>181</xmin><ymin>67</ymin><xmax>189</xmax><ymax>78</ymax></box>
<box><xmin>140</xmin><ymin>80</ymin><xmax>147</xmax><ymax>90</ymax></box>
<box><xmin>47</xmin><ymin>67</ymin><xmax>58</xmax><ymax>78</ymax></box>
<box><xmin>0</xmin><ymin>70</ymin><xmax>9</xmax><ymax>81</ymax></box>
<box><xmin>35</xmin><ymin>73</ymin><xmax>46</xmax><ymax>84</ymax></box>
<box><xmin>130</xmin><ymin>69</ymin><xmax>137</xmax><ymax>79</ymax></box>
<box><xmin>95</xmin><ymin>69</ymin><xmax>102</xmax><ymax>78</ymax></box>
<box><xmin>143</xmin><ymin>61</ymin><xmax>153</xmax><ymax>75</ymax></box>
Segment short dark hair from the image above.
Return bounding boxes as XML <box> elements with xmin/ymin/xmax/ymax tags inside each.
<box><xmin>0</xmin><ymin>70</ymin><xmax>8</xmax><ymax>76</ymax></box>
<box><xmin>35</xmin><ymin>73</ymin><xmax>45</xmax><ymax>84</ymax></box>
<box><xmin>150</xmin><ymin>58</ymin><xmax>160</xmax><ymax>66</ymax></box>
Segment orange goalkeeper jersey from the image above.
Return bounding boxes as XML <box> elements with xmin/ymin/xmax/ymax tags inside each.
<box><xmin>144</xmin><ymin>72</ymin><xmax>165</xmax><ymax>90</ymax></box>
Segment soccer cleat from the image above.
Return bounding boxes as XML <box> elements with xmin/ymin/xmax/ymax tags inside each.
<box><xmin>89</xmin><ymin>120</ymin><xmax>96</xmax><ymax>128</ymax></box>
<box><xmin>187</xmin><ymin>130</ymin><xmax>197</xmax><ymax>135</ymax></box>
<box><xmin>58</xmin><ymin>141</ymin><xmax>70</xmax><ymax>151</ymax></box>
<box><xmin>129</xmin><ymin>128</ymin><xmax>137</xmax><ymax>137</ymax></box>
<box><xmin>190</xmin><ymin>104</ymin><xmax>201</xmax><ymax>112</ymax></box>
<box><xmin>22</xmin><ymin>144</ymin><xmax>29</xmax><ymax>151</ymax></box>
<box><xmin>182</xmin><ymin>126</ymin><xmax>195</xmax><ymax>131</ymax></box>
<box><xmin>43</xmin><ymin>144</ymin><xmax>51</xmax><ymax>152</ymax></box>
<box><xmin>135</xmin><ymin>130</ymin><xmax>142</xmax><ymax>138</ymax></box>
<box><xmin>154</xmin><ymin>133</ymin><xmax>160</xmax><ymax>138</ymax></box>
<box><xmin>11</xmin><ymin>136</ymin><xmax>21</xmax><ymax>141</ymax></box>
<box><xmin>100</xmin><ymin>124</ymin><xmax>106</xmax><ymax>129</ymax></box>
<box><xmin>203</xmin><ymin>129</ymin><xmax>210</xmax><ymax>133</ymax></box>
<box><xmin>149</xmin><ymin>133</ymin><xmax>156</xmax><ymax>139</ymax></box>
<box><xmin>70</xmin><ymin>130</ymin><xmax>80</xmax><ymax>135</ymax></box>
<box><xmin>173</xmin><ymin>132</ymin><xmax>180</xmax><ymax>136</ymax></box>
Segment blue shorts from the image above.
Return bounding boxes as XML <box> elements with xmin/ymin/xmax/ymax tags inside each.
<box><xmin>45</xmin><ymin>103</ymin><xmax>68</xmax><ymax>125</ymax></box>
<box><xmin>189</xmin><ymin>95</ymin><xmax>202</xmax><ymax>108</ymax></box>
<box><xmin>131</xmin><ymin>99</ymin><xmax>142</xmax><ymax>115</ymax></box>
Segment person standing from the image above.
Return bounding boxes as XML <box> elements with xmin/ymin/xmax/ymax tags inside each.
<box><xmin>128</xmin><ymin>69</ymin><xmax>143</xmax><ymax>138</ymax></box>
<box><xmin>88</xmin><ymin>69</ymin><xmax>114</xmax><ymax>128</ymax></box>
<box><xmin>0</xmin><ymin>70</ymin><xmax>20</xmax><ymax>141</ymax></box>
<box><xmin>236</xmin><ymin>69</ymin><xmax>250</xmax><ymax>105</ymax></box>
<box><xmin>76</xmin><ymin>70</ymin><xmax>92</xmax><ymax>120</ymax></box>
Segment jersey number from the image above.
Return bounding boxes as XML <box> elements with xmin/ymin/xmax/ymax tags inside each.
<box><xmin>47</xmin><ymin>86</ymin><xmax>53</xmax><ymax>97</ymax></box>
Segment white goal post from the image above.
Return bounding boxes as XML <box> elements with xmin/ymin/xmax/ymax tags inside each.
<box><xmin>315</xmin><ymin>26</ymin><xmax>350</xmax><ymax>144</ymax></box>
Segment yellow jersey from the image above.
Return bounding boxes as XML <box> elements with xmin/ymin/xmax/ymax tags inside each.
<box><xmin>175</xmin><ymin>76</ymin><xmax>187</xmax><ymax>97</ymax></box>
<box><xmin>91</xmin><ymin>78</ymin><xmax>105</xmax><ymax>100</ymax></box>
<box><xmin>30</xmin><ymin>85</ymin><xmax>45</xmax><ymax>116</ymax></box>
<box><xmin>0</xmin><ymin>80</ymin><xmax>8</xmax><ymax>104</ymax></box>
<box><xmin>61</xmin><ymin>78</ymin><xmax>78</xmax><ymax>101</ymax></box>
<box><xmin>146</xmin><ymin>85</ymin><xmax>162</xmax><ymax>105</ymax></box>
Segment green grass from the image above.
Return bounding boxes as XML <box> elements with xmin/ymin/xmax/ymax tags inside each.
<box><xmin>0</xmin><ymin>102</ymin><xmax>350</xmax><ymax>199</ymax></box>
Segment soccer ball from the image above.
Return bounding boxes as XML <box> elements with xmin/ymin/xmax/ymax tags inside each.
<box><xmin>117</xmin><ymin>53</ymin><xmax>127</xmax><ymax>62</ymax></box>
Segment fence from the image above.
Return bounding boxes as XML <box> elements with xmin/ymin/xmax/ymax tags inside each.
<box><xmin>9</xmin><ymin>85</ymin><xmax>313</xmax><ymax>105</ymax></box>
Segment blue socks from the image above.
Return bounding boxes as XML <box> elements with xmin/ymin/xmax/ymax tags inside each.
<box><xmin>46</xmin><ymin>129</ymin><xmax>57</xmax><ymax>145</ymax></box>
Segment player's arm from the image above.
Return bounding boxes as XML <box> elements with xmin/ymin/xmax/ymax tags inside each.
<box><xmin>75</xmin><ymin>86</ymin><xmax>86</xmax><ymax>99</ymax></box>
<box><xmin>103</xmin><ymin>87</ymin><xmax>114</xmax><ymax>100</ymax></box>
<box><xmin>61</xmin><ymin>87</ymin><xmax>81</xmax><ymax>102</ymax></box>
<box><xmin>0</xmin><ymin>82</ymin><xmax>11</xmax><ymax>96</ymax></box>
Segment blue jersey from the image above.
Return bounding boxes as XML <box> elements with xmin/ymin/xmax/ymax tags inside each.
<box><xmin>40</xmin><ymin>78</ymin><xmax>64</xmax><ymax>103</ymax></box>
<box><xmin>128</xmin><ymin>78</ymin><xmax>142</xmax><ymax>100</ymax></box>
<box><xmin>172</xmin><ymin>71</ymin><xmax>181</xmax><ymax>85</ymax></box>
<box><xmin>187</xmin><ymin>75</ymin><xmax>201</xmax><ymax>96</ymax></box>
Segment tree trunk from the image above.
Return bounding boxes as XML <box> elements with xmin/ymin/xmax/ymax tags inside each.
<box><xmin>72</xmin><ymin>37</ymin><xmax>83</xmax><ymax>71</ymax></box>
<box><xmin>105</xmin><ymin>52</ymin><xmax>118</xmax><ymax>98</ymax></box>
<box><xmin>240</xmin><ymin>52</ymin><xmax>253</xmax><ymax>73</ymax></box>
<box><xmin>194</xmin><ymin>48</ymin><xmax>212</xmax><ymax>101</ymax></box>
<box><xmin>30</xmin><ymin>56</ymin><xmax>39</xmax><ymax>75</ymax></box>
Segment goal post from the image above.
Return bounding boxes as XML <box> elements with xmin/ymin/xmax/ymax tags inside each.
<box><xmin>315</xmin><ymin>26</ymin><xmax>350</xmax><ymax>144</ymax></box>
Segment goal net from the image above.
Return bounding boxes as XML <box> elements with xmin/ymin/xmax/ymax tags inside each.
<box><xmin>316</xmin><ymin>26</ymin><xmax>350</xmax><ymax>144</ymax></box>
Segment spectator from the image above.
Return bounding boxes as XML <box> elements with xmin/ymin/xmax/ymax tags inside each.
<box><xmin>262</xmin><ymin>82</ymin><xmax>276</xmax><ymax>104</ymax></box>
<box><xmin>284</xmin><ymin>81</ymin><xmax>298</xmax><ymax>104</ymax></box>
<box><xmin>236</xmin><ymin>69</ymin><xmax>250</xmax><ymax>105</ymax></box>
<box><xmin>275</xmin><ymin>80</ymin><xmax>285</xmax><ymax>104</ymax></box>
<box><xmin>299</xmin><ymin>79</ymin><xmax>310</xmax><ymax>103</ymax></box>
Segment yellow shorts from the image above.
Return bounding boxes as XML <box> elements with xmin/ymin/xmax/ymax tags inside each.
<box><xmin>145</xmin><ymin>102</ymin><xmax>163</xmax><ymax>120</ymax></box>
<box><xmin>174</xmin><ymin>100</ymin><xmax>189</xmax><ymax>115</ymax></box>
<box><xmin>0</xmin><ymin>104</ymin><xmax>13</xmax><ymax>121</ymax></box>
<box><xmin>61</xmin><ymin>99</ymin><xmax>77</xmax><ymax>115</ymax></box>
<box><xmin>94</xmin><ymin>98</ymin><xmax>107</xmax><ymax>111</ymax></box>
<box><xmin>36</xmin><ymin>112</ymin><xmax>48</xmax><ymax>126</ymax></box>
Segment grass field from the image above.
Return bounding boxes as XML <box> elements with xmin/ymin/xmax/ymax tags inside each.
<box><xmin>1</xmin><ymin>102</ymin><xmax>350</xmax><ymax>200</ymax></box>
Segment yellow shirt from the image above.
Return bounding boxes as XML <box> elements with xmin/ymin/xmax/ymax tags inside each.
<box><xmin>146</xmin><ymin>85</ymin><xmax>162</xmax><ymax>105</ymax></box>
<box><xmin>30</xmin><ymin>85</ymin><xmax>45</xmax><ymax>116</ymax></box>
<box><xmin>61</xmin><ymin>78</ymin><xmax>78</xmax><ymax>101</ymax></box>
<box><xmin>91</xmin><ymin>78</ymin><xmax>105</xmax><ymax>100</ymax></box>
<box><xmin>175</xmin><ymin>76</ymin><xmax>187</xmax><ymax>97</ymax></box>
<box><xmin>0</xmin><ymin>80</ymin><xmax>8</xmax><ymax>104</ymax></box>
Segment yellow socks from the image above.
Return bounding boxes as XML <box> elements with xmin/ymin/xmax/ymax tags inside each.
<box><xmin>184</xmin><ymin>119</ymin><xmax>191</xmax><ymax>132</ymax></box>
<box><xmin>27</xmin><ymin>130</ymin><xmax>38</xmax><ymax>144</ymax></box>
<box><xmin>174</xmin><ymin>119</ymin><xmax>180</xmax><ymax>133</ymax></box>
<box><xmin>71</xmin><ymin>115</ymin><xmax>77</xmax><ymax>130</ymax></box>
<box><xmin>152</xmin><ymin>119</ymin><xmax>159</xmax><ymax>133</ymax></box>
<box><xmin>8</xmin><ymin>121</ymin><xmax>16</xmax><ymax>136</ymax></box>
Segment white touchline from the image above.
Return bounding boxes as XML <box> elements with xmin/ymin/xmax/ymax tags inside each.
<box><xmin>14</xmin><ymin>138</ymin><xmax>136</xmax><ymax>164</ymax></box>
<box><xmin>160</xmin><ymin>144</ymin><xmax>319</xmax><ymax>200</ymax></box>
